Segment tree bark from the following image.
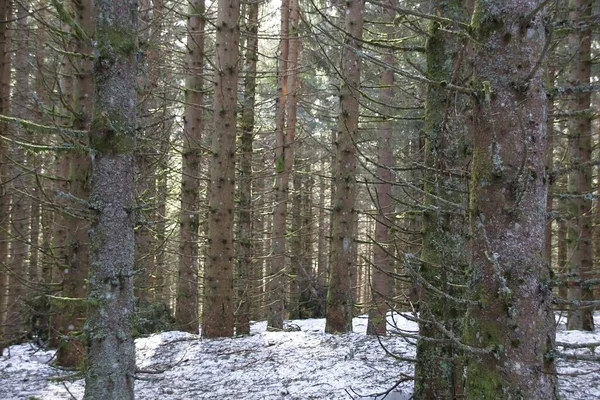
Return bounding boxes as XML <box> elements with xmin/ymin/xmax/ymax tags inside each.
<box><xmin>565</xmin><ymin>0</ymin><xmax>593</xmax><ymax>332</ymax></box>
<box><xmin>413</xmin><ymin>1</ymin><xmax>471</xmax><ymax>398</ymax></box>
<box><xmin>84</xmin><ymin>0</ymin><xmax>138</xmax><ymax>398</ymax></box>
<box><xmin>464</xmin><ymin>1</ymin><xmax>558</xmax><ymax>398</ymax></box>
<box><xmin>366</xmin><ymin>0</ymin><xmax>396</xmax><ymax>337</ymax></box>
<box><xmin>325</xmin><ymin>0</ymin><xmax>363</xmax><ymax>334</ymax></box>
<box><xmin>268</xmin><ymin>0</ymin><xmax>291</xmax><ymax>330</ymax></box>
<box><xmin>202</xmin><ymin>0</ymin><xmax>240</xmax><ymax>338</ymax></box>
<box><xmin>236</xmin><ymin>0</ymin><xmax>260</xmax><ymax>335</ymax></box>
<box><xmin>0</xmin><ymin>0</ymin><xmax>10</xmax><ymax>350</ymax></box>
<box><xmin>56</xmin><ymin>0</ymin><xmax>94</xmax><ymax>367</ymax></box>
<box><xmin>5</xmin><ymin>1</ymin><xmax>30</xmax><ymax>341</ymax></box>
<box><xmin>176</xmin><ymin>0</ymin><xmax>205</xmax><ymax>334</ymax></box>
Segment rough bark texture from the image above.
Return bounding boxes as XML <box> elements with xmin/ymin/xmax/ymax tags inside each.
<box><xmin>464</xmin><ymin>1</ymin><xmax>558</xmax><ymax>398</ymax></box>
<box><xmin>565</xmin><ymin>0</ymin><xmax>593</xmax><ymax>332</ymax></box>
<box><xmin>413</xmin><ymin>1</ymin><xmax>470</xmax><ymax>398</ymax></box>
<box><xmin>202</xmin><ymin>0</ymin><xmax>240</xmax><ymax>338</ymax></box>
<box><xmin>236</xmin><ymin>0</ymin><xmax>259</xmax><ymax>335</ymax></box>
<box><xmin>176</xmin><ymin>0</ymin><xmax>205</xmax><ymax>334</ymax></box>
<box><xmin>325</xmin><ymin>0</ymin><xmax>363</xmax><ymax>334</ymax></box>
<box><xmin>366</xmin><ymin>0</ymin><xmax>395</xmax><ymax>337</ymax></box>
<box><xmin>83</xmin><ymin>0</ymin><xmax>138</xmax><ymax>398</ymax></box>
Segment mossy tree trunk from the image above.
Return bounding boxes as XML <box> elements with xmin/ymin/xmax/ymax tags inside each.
<box><xmin>413</xmin><ymin>1</ymin><xmax>471</xmax><ymax>398</ymax></box>
<box><xmin>565</xmin><ymin>0</ymin><xmax>593</xmax><ymax>332</ymax></box>
<box><xmin>464</xmin><ymin>1</ymin><xmax>558</xmax><ymax>398</ymax></box>
<box><xmin>202</xmin><ymin>0</ymin><xmax>240</xmax><ymax>338</ymax></box>
<box><xmin>366</xmin><ymin>0</ymin><xmax>395</xmax><ymax>337</ymax></box>
<box><xmin>325</xmin><ymin>0</ymin><xmax>363</xmax><ymax>334</ymax></box>
<box><xmin>176</xmin><ymin>0</ymin><xmax>205</xmax><ymax>334</ymax></box>
<box><xmin>84</xmin><ymin>0</ymin><xmax>138</xmax><ymax>398</ymax></box>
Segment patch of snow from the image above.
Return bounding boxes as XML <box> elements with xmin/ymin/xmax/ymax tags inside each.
<box><xmin>1</xmin><ymin>313</ymin><xmax>599</xmax><ymax>399</ymax></box>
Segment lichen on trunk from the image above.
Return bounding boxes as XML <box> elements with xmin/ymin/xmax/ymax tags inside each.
<box><xmin>84</xmin><ymin>0</ymin><xmax>138</xmax><ymax>398</ymax></box>
<box><xmin>463</xmin><ymin>1</ymin><xmax>558</xmax><ymax>398</ymax></box>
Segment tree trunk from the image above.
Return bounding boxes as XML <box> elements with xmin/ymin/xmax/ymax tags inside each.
<box><xmin>413</xmin><ymin>1</ymin><xmax>471</xmax><ymax>398</ymax></box>
<box><xmin>366</xmin><ymin>0</ymin><xmax>396</xmax><ymax>337</ymax></box>
<box><xmin>5</xmin><ymin>1</ymin><xmax>30</xmax><ymax>341</ymax></box>
<box><xmin>55</xmin><ymin>0</ymin><xmax>94</xmax><ymax>368</ymax></box>
<box><xmin>325</xmin><ymin>0</ymin><xmax>363</xmax><ymax>334</ymax></box>
<box><xmin>565</xmin><ymin>0</ymin><xmax>593</xmax><ymax>332</ymax></box>
<box><xmin>236</xmin><ymin>0</ymin><xmax>260</xmax><ymax>335</ymax></box>
<box><xmin>176</xmin><ymin>0</ymin><xmax>205</xmax><ymax>334</ymax></box>
<box><xmin>202</xmin><ymin>0</ymin><xmax>240</xmax><ymax>338</ymax></box>
<box><xmin>84</xmin><ymin>1</ymin><xmax>138</xmax><ymax>398</ymax></box>
<box><xmin>268</xmin><ymin>0</ymin><xmax>291</xmax><ymax>330</ymax></box>
<box><xmin>0</xmin><ymin>0</ymin><xmax>9</xmax><ymax>350</ymax></box>
<box><xmin>464</xmin><ymin>1</ymin><xmax>558</xmax><ymax>398</ymax></box>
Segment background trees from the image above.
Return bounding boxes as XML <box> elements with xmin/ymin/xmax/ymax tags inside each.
<box><xmin>0</xmin><ymin>0</ymin><xmax>599</xmax><ymax>398</ymax></box>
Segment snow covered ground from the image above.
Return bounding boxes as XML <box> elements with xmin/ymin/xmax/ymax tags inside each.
<box><xmin>1</xmin><ymin>313</ymin><xmax>599</xmax><ymax>399</ymax></box>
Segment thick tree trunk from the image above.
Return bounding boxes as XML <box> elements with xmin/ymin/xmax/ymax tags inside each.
<box><xmin>464</xmin><ymin>1</ymin><xmax>558</xmax><ymax>398</ymax></box>
<box><xmin>83</xmin><ymin>1</ymin><xmax>138</xmax><ymax>398</ymax></box>
<box><xmin>176</xmin><ymin>0</ymin><xmax>205</xmax><ymax>334</ymax></box>
<box><xmin>325</xmin><ymin>0</ymin><xmax>363</xmax><ymax>334</ymax></box>
<box><xmin>202</xmin><ymin>0</ymin><xmax>240</xmax><ymax>338</ymax></box>
<box><xmin>565</xmin><ymin>0</ymin><xmax>593</xmax><ymax>332</ymax></box>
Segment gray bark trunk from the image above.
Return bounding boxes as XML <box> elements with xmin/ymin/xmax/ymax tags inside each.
<box><xmin>84</xmin><ymin>0</ymin><xmax>138</xmax><ymax>398</ymax></box>
<box><xmin>464</xmin><ymin>1</ymin><xmax>558</xmax><ymax>398</ymax></box>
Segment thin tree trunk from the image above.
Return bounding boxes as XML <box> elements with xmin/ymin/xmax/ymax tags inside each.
<box><xmin>84</xmin><ymin>1</ymin><xmax>138</xmax><ymax>397</ymax></box>
<box><xmin>317</xmin><ymin>158</ymin><xmax>327</xmax><ymax>293</ymax></box>
<box><xmin>268</xmin><ymin>0</ymin><xmax>291</xmax><ymax>330</ymax></box>
<box><xmin>325</xmin><ymin>0</ymin><xmax>363</xmax><ymax>334</ymax></box>
<box><xmin>289</xmin><ymin>157</ymin><xmax>302</xmax><ymax>319</ymax></box>
<box><xmin>55</xmin><ymin>0</ymin><xmax>94</xmax><ymax>367</ymax></box>
<box><xmin>366</xmin><ymin>0</ymin><xmax>395</xmax><ymax>336</ymax></box>
<box><xmin>464</xmin><ymin>1</ymin><xmax>558</xmax><ymax>398</ymax></box>
<box><xmin>5</xmin><ymin>1</ymin><xmax>29</xmax><ymax>341</ymax></box>
<box><xmin>202</xmin><ymin>0</ymin><xmax>240</xmax><ymax>338</ymax></box>
<box><xmin>176</xmin><ymin>0</ymin><xmax>205</xmax><ymax>334</ymax></box>
<box><xmin>236</xmin><ymin>0</ymin><xmax>260</xmax><ymax>335</ymax></box>
<box><xmin>566</xmin><ymin>0</ymin><xmax>593</xmax><ymax>332</ymax></box>
<box><xmin>0</xmin><ymin>0</ymin><xmax>10</xmax><ymax>350</ymax></box>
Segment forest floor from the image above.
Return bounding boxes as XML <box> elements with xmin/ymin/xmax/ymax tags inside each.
<box><xmin>1</xmin><ymin>313</ymin><xmax>599</xmax><ymax>399</ymax></box>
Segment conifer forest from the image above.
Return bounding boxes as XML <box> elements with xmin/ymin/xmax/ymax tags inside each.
<box><xmin>1</xmin><ymin>0</ymin><xmax>600</xmax><ymax>399</ymax></box>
